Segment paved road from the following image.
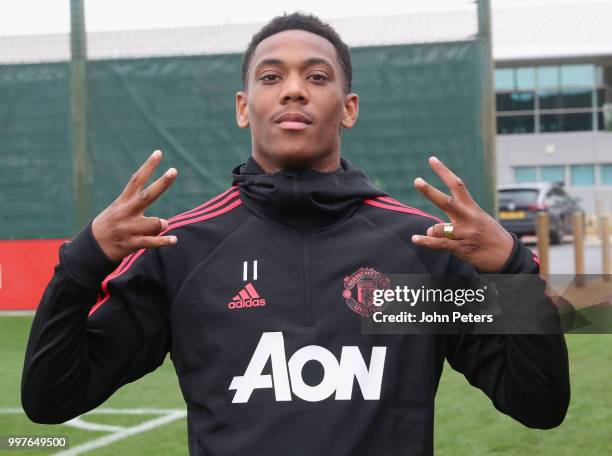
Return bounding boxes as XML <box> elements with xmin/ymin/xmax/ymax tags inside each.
<box><xmin>522</xmin><ymin>236</ymin><xmax>605</xmax><ymax>275</ymax></box>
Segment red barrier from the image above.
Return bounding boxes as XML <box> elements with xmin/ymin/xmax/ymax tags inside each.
<box><xmin>0</xmin><ymin>239</ymin><xmax>67</xmax><ymax>310</ymax></box>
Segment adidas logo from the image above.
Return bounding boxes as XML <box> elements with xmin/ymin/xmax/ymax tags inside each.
<box><xmin>228</xmin><ymin>283</ymin><xmax>267</xmax><ymax>310</ymax></box>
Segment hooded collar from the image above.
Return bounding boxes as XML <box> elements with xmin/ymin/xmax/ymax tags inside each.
<box><xmin>231</xmin><ymin>156</ymin><xmax>386</xmax><ymax>231</ymax></box>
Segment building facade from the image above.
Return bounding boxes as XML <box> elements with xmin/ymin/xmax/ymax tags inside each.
<box><xmin>493</xmin><ymin>2</ymin><xmax>612</xmax><ymax>213</ymax></box>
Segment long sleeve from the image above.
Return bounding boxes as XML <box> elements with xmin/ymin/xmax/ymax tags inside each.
<box><xmin>444</xmin><ymin>233</ymin><xmax>570</xmax><ymax>429</ymax></box>
<box><xmin>21</xmin><ymin>221</ymin><xmax>171</xmax><ymax>424</ymax></box>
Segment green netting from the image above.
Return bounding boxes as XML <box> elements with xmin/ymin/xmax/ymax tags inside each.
<box><xmin>0</xmin><ymin>40</ymin><xmax>489</xmax><ymax>239</ymax></box>
<box><xmin>0</xmin><ymin>63</ymin><xmax>73</xmax><ymax>239</ymax></box>
<box><xmin>345</xmin><ymin>42</ymin><xmax>487</xmax><ymax>219</ymax></box>
<box><xmin>86</xmin><ymin>55</ymin><xmax>251</xmax><ymax>221</ymax></box>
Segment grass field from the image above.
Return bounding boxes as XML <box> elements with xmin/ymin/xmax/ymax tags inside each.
<box><xmin>1</xmin><ymin>316</ymin><xmax>610</xmax><ymax>455</ymax></box>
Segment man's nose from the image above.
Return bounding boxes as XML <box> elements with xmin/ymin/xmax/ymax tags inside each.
<box><xmin>279</xmin><ymin>75</ymin><xmax>308</xmax><ymax>104</ymax></box>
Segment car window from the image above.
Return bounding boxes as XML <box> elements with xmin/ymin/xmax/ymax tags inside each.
<box><xmin>499</xmin><ymin>189</ymin><xmax>539</xmax><ymax>205</ymax></box>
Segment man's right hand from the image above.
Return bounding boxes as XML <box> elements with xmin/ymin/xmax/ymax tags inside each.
<box><xmin>91</xmin><ymin>150</ymin><xmax>178</xmax><ymax>262</ymax></box>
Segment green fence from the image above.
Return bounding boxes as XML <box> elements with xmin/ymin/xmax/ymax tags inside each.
<box><xmin>0</xmin><ymin>41</ymin><xmax>490</xmax><ymax>239</ymax></box>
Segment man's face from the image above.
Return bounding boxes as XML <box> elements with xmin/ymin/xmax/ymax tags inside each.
<box><xmin>236</xmin><ymin>29</ymin><xmax>358</xmax><ymax>172</ymax></box>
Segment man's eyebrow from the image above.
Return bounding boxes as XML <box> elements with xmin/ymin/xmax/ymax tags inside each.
<box><xmin>254</xmin><ymin>58</ymin><xmax>284</xmax><ymax>74</ymax></box>
<box><xmin>303</xmin><ymin>57</ymin><xmax>335</xmax><ymax>71</ymax></box>
<box><xmin>253</xmin><ymin>57</ymin><xmax>336</xmax><ymax>74</ymax></box>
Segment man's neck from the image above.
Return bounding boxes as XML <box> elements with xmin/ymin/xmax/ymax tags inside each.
<box><xmin>252</xmin><ymin>151</ymin><xmax>341</xmax><ymax>174</ymax></box>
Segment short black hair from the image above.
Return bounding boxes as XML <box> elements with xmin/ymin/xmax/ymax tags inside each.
<box><xmin>241</xmin><ymin>12</ymin><xmax>352</xmax><ymax>93</ymax></box>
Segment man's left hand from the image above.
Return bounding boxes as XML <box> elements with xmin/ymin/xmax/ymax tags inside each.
<box><xmin>411</xmin><ymin>156</ymin><xmax>514</xmax><ymax>273</ymax></box>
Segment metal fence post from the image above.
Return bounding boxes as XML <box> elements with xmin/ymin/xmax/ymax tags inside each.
<box><xmin>477</xmin><ymin>0</ymin><xmax>496</xmax><ymax>217</ymax></box>
<box><xmin>70</xmin><ymin>0</ymin><xmax>90</xmax><ymax>229</ymax></box>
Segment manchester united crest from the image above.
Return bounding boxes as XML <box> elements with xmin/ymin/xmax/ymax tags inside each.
<box><xmin>343</xmin><ymin>267</ymin><xmax>391</xmax><ymax>316</ymax></box>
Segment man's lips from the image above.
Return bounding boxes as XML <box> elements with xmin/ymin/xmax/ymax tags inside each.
<box><xmin>273</xmin><ymin>112</ymin><xmax>313</xmax><ymax>131</ymax></box>
<box><xmin>277</xmin><ymin>121</ymin><xmax>310</xmax><ymax>130</ymax></box>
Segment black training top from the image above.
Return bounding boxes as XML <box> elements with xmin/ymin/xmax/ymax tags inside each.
<box><xmin>22</xmin><ymin>157</ymin><xmax>570</xmax><ymax>455</ymax></box>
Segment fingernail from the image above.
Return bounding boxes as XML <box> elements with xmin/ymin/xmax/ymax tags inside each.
<box><xmin>414</xmin><ymin>177</ymin><xmax>425</xmax><ymax>186</ymax></box>
<box><xmin>168</xmin><ymin>236</ymin><xmax>177</xmax><ymax>244</ymax></box>
<box><xmin>160</xmin><ymin>218</ymin><xmax>168</xmax><ymax>230</ymax></box>
<box><xmin>152</xmin><ymin>150</ymin><xmax>162</xmax><ymax>159</ymax></box>
<box><xmin>165</xmin><ymin>168</ymin><xmax>177</xmax><ymax>178</ymax></box>
<box><xmin>412</xmin><ymin>235</ymin><xmax>422</xmax><ymax>242</ymax></box>
<box><xmin>430</xmin><ymin>156</ymin><xmax>439</xmax><ymax>163</ymax></box>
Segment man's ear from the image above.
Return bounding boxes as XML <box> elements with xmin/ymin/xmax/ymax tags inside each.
<box><xmin>235</xmin><ymin>91</ymin><xmax>249</xmax><ymax>128</ymax></box>
<box><xmin>341</xmin><ymin>93</ymin><xmax>359</xmax><ymax>129</ymax></box>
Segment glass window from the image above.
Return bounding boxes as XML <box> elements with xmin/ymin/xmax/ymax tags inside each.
<box><xmin>560</xmin><ymin>88</ymin><xmax>593</xmax><ymax>108</ymax></box>
<box><xmin>540</xmin><ymin>113</ymin><xmax>592</xmax><ymax>132</ymax></box>
<box><xmin>516</xmin><ymin>67</ymin><xmax>536</xmax><ymax>90</ymax></box>
<box><xmin>496</xmin><ymin>91</ymin><xmax>535</xmax><ymax>111</ymax></box>
<box><xmin>601</xmin><ymin>164</ymin><xmax>612</xmax><ymax>185</ymax></box>
<box><xmin>541</xmin><ymin>166</ymin><xmax>565</xmax><ymax>183</ymax></box>
<box><xmin>595</xmin><ymin>66</ymin><xmax>604</xmax><ymax>86</ymax></box>
<box><xmin>539</xmin><ymin>90</ymin><xmax>560</xmax><ymax>110</ymax></box>
<box><xmin>540</xmin><ymin>113</ymin><xmax>561</xmax><ymax>132</ymax></box>
<box><xmin>497</xmin><ymin>115</ymin><xmax>535</xmax><ymax>134</ymax></box>
<box><xmin>537</xmin><ymin>66</ymin><xmax>559</xmax><ymax>89</ymax></box>
<box><xmin>599</xmin><ymin>111</ymin><xmax>608</xmax><ymax>131</ymax></box>
<box><xmin>492</xmin><ymin>65</ymin><xmax>605</xmax><ymax>136</ymax></box>
<box><xmin>560</xmin><ymin>112</ymin><xmax>593</xmax><ymax>131</ymax></box>
<box><xmin>495</xmin><ymin>68</ymin><xmax>514</xmax><ymax>90</ymax></box>
<box><xmin>499</xmin><ymin>189</ymin><xmax>539</xmax><ymax>205</ymax></box>
<box><xmin>539</xmin><ymin>88</ymin><xmax>593</xmax><ymax>109</ymax></box>
<box><xmin>560</xmin><ymin>65</ymin><xmax>594</xmax><ymax>86</ymax></box>
<box><xmin>597</xmin><ymin>88</ymin><xmax>606</xmax><ymax>107</ymax></box>
<box><xmin>570</xmin><ymin>165</ymin><xmax>595</xmax><ymax>186</ymax></box>
<box><xmin>514</xmin><ymin>167</ymin><xmax>537</xmax><ymax>183</ymax></box>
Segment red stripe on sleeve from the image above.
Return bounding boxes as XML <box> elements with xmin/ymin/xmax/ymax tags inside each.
<box><xmin>364</xmin><ymin>198</ymin><xmax>445</xmax><ymax>224</ymax></box>
<box><xmin>88</xmin><ymin>194</ymin><xmax>242</xmax><ymax>317</ymax></box>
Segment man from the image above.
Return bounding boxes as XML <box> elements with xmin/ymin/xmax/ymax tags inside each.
<box><xmin>22</xmin><ymin>12</ymin><xmax>569</xmax><ymax>455</ymax></box>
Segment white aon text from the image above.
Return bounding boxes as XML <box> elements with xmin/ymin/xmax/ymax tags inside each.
<box><xmin>229</xmin><ymin>332</ymin><xmax>387</xmax><ymax>403</ymax></box>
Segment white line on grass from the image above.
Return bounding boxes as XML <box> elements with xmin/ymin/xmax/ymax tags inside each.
<box><xmin>65</xmin><ymin>417</ymin><xmax>125</xmax><ymax>433</ymax></box>
<box><xmin>80</xmin><ymin>408</ymin><xmax>186</xmax><ymax>415</ymax></box>
<box><xmin>55</xmin><ymin>410</ymin><xmax>186</xmax><ymax>456</ymax></box>
<box><xmin>0</xmin><ymin>310</ymin><xmax>35</xmax><ymax>316</ymax></box>
<box><xmin>0</xmin><ymin>408</ymin><xmax>187</xmax><ymax>455</ymax></box>
<box><xmin>0</xmin><ymin>408</ymin><xmax>185</xmax><ymax>415</ymax></box>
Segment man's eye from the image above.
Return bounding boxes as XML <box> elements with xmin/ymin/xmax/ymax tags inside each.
<box><xmin>260</xmin><ymin>74</ymin><xmax>279</xmax><ymax>82</ymax></box>
<box><xmin>308</xmin><ymin>74</ymin><xmax>328</xmax><ymax>82</ymax></box>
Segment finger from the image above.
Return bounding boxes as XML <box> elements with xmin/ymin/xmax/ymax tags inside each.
<box><xmin>121</xmin><ymin>150</ymin><xmax>163</xmax><ymax>198</ymax></box>
<box><xmin>132</xmin><ymin>234</ymin><xmax>178</xmax><ymax>250</ymax></box>
<box><xmin>133</xmin><ymin>167</ymin><xmax>178</xmax><ymax>210</ymax></box>
<box><xmin>428</xmin><ymin>156</ymin><xmax>475</xmax><ymax>205</ymax></box>
<box><xmin>426</xmin><ymin>223</ymin><xmax>467</xmax><ymax>240</ymax></box>
<box><xmin>414</xmin><ymin>177</ymin><xmax>462</xmax><ymax>218</ymax></box>
<box><xmin>127</xmin><ymin>217</ymin><xmax>169</xmax><ymax>236</ymax></box>
<box><xmin>411</xmin><ymin>234</ymin><xmax>460</xmax><ymax>252</ymax></box>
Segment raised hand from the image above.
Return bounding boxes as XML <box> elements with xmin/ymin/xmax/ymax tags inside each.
<box><xmin>411</xmin><ymin>156</ymin><xmax>514</xmax><ymax>273</ymax></box>
<box><xmin>91</xmin><ymin>150</ymin><xmax>178</xmax><ymax>262</ymax></box>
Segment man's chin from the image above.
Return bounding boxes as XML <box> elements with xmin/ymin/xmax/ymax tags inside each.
<box><xmin>273</xmin><ymin>150</ymin><xmax>328</xmax><ymax>171</ymax></box>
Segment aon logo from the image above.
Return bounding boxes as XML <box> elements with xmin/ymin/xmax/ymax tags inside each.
<box><xmin>229</xmin><ymin>332</ymin><xmax>387</xmax><ymax>403</ymax></box>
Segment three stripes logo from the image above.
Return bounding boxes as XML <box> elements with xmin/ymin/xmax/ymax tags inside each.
<box><xmin>228</xmin><ymin>283</ymin><xmax>266</xmax><ymax>310</ymax></box>
<box><xmin>229</xmin><ymin>260</ymin><xmax>266</xmax><ymax>310</ymax></box>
